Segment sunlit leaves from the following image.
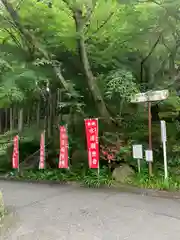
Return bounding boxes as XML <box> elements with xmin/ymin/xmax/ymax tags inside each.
<box><xmin>104</xmin><ymin>69</ymin><xmax>139</xmax><ymax>101</ymax></box>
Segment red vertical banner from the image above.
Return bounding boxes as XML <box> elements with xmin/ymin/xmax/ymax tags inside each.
<box><xmin>85</xmin><ymin>118</ymin><xmax>99</xmax><ymax>169</ymax></box>
<box><xmin>39</xmin><ymin>131</ymin><xmax>45</xmax><ymax>169</ymax></box>
<box><xmin>59</xmin><ymin>125</ymin><xmax>69</xmax><ymax>169</ymax></box>
<box><xmin>12</xmin><ymin>135</ymin><xmax>19</xmax><ymax>169</ymax></box>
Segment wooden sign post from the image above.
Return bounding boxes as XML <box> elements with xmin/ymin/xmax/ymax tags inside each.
<box><xmin>131</xmin><ymin>90</ymin><xmax>169</xmax><ymax>176</ymax></box>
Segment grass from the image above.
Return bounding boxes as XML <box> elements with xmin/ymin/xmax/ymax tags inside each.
<box><xmin>6</xmin><ymin>165</ymin><xmax>180</xmax><ymax>191</ymax></box>
<box><xmin>11</xmin><ymin>166</ymin><xmax>113</xmax><ymax>188</ymax></box>
<box><xmin>128</xmin><ymin>169</ymin><xmax>180</xmax><ymax>191</ymax></box>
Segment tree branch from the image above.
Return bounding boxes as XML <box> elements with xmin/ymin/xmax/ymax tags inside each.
<box><xmin>140</xmin><ymin>33</ymin><xmax>162</xmax><ymax>82</ymax></box>
<box><xmin>1</xmin><ymin>0</ymin><xmax>78</xmax><ymax>97</ymax></box>
<box><xmin>142</xmin><ymin>33</ymin><xmax>162</xmax><ymax>65</ymax></box>
<box><xmin>62</xmin><ymin>0</ymin><xmax>111</xmax><ymax>121</ymax></box>
<box><xmin>86</xmin><ymin>11</ymin><xmax>114</xmax><ymax>42</ymax></box>
<box><xmin>3</xmin><ymin>28</ymin><xmax>22</xmax><ymax>48</ymax></box>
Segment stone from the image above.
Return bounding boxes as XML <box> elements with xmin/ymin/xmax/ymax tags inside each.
<box><xmin>112</xmin><ymin>164</ymin><xmax>135</xmax><ymax>183</ymax></box>
<box><xmin>71</xmin><ymin>150</ymin><xmax>88</xmax><ymax>169</ymax></box>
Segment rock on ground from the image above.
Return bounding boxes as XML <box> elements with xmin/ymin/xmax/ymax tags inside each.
<box><xmin>112</xmin><ymin>164</ymin><xmax>135</xmax><ymax>183</ymax></box>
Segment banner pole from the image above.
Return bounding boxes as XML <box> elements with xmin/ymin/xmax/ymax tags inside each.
<box><xmin>98</xmin><ymin>162</ymin><xmax>100</xmax><ymax>185</ymax></box>
<box><xmin>97</xmin><ymin>118</ymin><xmax>99</xmax><ymax>184</ymax></box>
<box><xmin>66</xmin><ymin>124</ymin><xmax>69</xmax><ymax>170</ymax></box>
<box><xmin>18</xmin><ymin>135</ymin><xmax>19</xmax><ymax>173</ymax></box>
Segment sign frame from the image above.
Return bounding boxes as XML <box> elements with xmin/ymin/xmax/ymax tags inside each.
<box><xmin>132</xmin><ymin>145</ymin><xmax>143</xmax><ymax>159</ymax></box>
<box><xmin>145</xmin><ymin>150</ymin><xmax>153</xmax><ymax>162</ymax></box>
<box><xmin>160</xmin><ymin>120</ymin><xmax>167</xmax><ymax>142</ymax></box>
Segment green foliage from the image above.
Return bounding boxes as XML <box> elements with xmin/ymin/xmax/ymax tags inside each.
<box><xmin>0</xmin><ymin>50</ymin><xmax>50</xmax><ymax>107</ymax></box>
<box><xmin>104</xmin><ymin>69</ymin><xmax>139</xmax><ymax>101</ymax></box>
<box><xmin>14</xmin><ymin>167</ymin><xmax>112</xmax><ymax>188</ymax></box>
<box><xmin>129</xmin><ymin>168</ymin><xmax>180</xmax><ymax>191</ymax></box>
<box><xmin>82</xmin><ymin>167</ymin><xmax>112</xmax><ymax>187</ymax></box>
<box><xmin>0</xmin><ymin>0</ymin><xmax>180</xmax><ymax>191</ymax></box>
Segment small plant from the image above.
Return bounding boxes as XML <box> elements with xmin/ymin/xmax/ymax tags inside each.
<box><xmin>82</xmin><ymin>167</ymin><xmax>112</xmax><ymax>188</ymax></box>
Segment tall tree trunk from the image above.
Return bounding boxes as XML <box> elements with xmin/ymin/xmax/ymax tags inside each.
<box><xmin>36</xmin><ymin>101</ymin><xmax>40</xmax><ymax>127</ymax></box>
<box><xmin>5</xmin><ymin>109</ymin><xmax>8</xmax><ymax>132</ymax></box>
<box><xmin>18</xmin><ymin>108</ymin><xmax>23</xmax><ymax>132</ymax></box>
<box><xmin>13</xmin><ymin>107</ymin><xmax>17</xmax><ymax>129</ymax></box>
<box><xmin>73</xmin><ymin>10</ymin><xmax>111</xmax><ymax>122</ymax></box>
<box><xmin>10</xmin><ymin>108</ymin><xmax>13</xmax><ymax>131</ymax></box>
<box><xmin>48</xmin><ymin>92</ymin><xmax>52</xmax><ymax>138</ymax></box>
<box><xmin>27</xmin><ymin>108</ymin><xmax>30</xmax><ymax>127</ymax></box>
<box><xmin>57</xmin><ymin>88</ymin><xmax>62</xmax><ymax>124</ymax></box>
<box><xmin>0</xmin><ymin>111</ymin><xmax>2</xmax><ymax>133</ymax></box>
<box><xmin>52</xmin><ymin>92</ymin><xmax>56</xmax><ymax>136</ymax></box>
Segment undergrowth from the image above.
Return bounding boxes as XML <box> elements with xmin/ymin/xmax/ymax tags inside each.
<box><xmin>11</xmin><ymin>166</ymin><xmax>113</xmax><ymax>188</ymax></box>
<box><xmin>128</xmin><ymin>168</ymin><xmax>180</xmax><ymax>191</ymax></box>
<box><xmin>7</xmin><ymin>164</ymin><xmax>180</xmax><ymax>191</ymax></box>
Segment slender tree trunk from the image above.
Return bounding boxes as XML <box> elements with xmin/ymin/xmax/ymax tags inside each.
<box><xmin>57</xmin><ymin>88</ymin><xmax>62</xmax><ymax>124</ymax></box>
<box><xmin>18</xmin><ymin>108</ymin><xmax>23</xmax><ymax>132</ymax></box>
<box><xmin>0</xmin><ymin>111</ymin><xmax>2</xmax><ymax>133</ymax></box>
<box><xmin>13</xmin><ymin>107</ymin><xmax>17</xmax><ymax>129</ymax></box>
<box><xmin>10</xmin><ymin>108</ymin><xmax>13</xmax><ymax>131</ymax></box>
<box><xmin>5</xmin><ymin>109</ymin><xmax>8</xmax><ymax>132</ymax></box>
<box><xmin>27</xmin><ymin>107</ymin><xmax>30</xmax><ymax>127</ymax></box>
<box><xmin>44</xmin><ymin>96</ymin><xmax>48</xmax><ymax>133</ymax></box>
<box><xmin>48</xmin><ymin>92</ymin><xmax>53</xmax><ymax>138</ymax></box>
<box><xmin>36</xmin><ymin>101</ymin><xmax>40</xmax><ymax>127</ymax></box>
<box><xmin>52</xmin><ymin>93</ymin><xmax>56</xmax><ymax>135</ymax></box>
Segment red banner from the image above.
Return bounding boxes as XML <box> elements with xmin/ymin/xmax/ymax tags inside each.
<box><xmin>39</xmin><ymin>132</ymin><xmax>45</xmax><ymax>169</ymax></box>
<box><xmin>59</xmin><ymin>126</ymin><xmax>69</xmax><ymax>169</ymax></box>
<box><xmin>12</xmin><ymin>135</ymin><xmax>19</xmax><ymax>169</ymax></box>
<box><xmin>85</xmin><ymin>118</ymin><xmax>99</xmax><ymax>169</ymax></box>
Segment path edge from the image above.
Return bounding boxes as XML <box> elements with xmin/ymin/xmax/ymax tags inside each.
<box><xmin>0</xmin><ymin>176</ymin><xmax>180</xmax><ymax>199</ymax></box>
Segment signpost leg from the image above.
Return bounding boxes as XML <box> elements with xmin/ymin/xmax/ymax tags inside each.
<box><xmin>137</xmin><ymin>159</ymin><xmax>141</xmax><ymax>173</ymax></box>
<box><xmin>163</xmin><ymin>141</ymin><xmax>168</xmax><ymax>179</ymax></box>
<box><xmin>148</xmin><ymin>102</ymin><xmax>153</xmax><ymax>176</ymax></box>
